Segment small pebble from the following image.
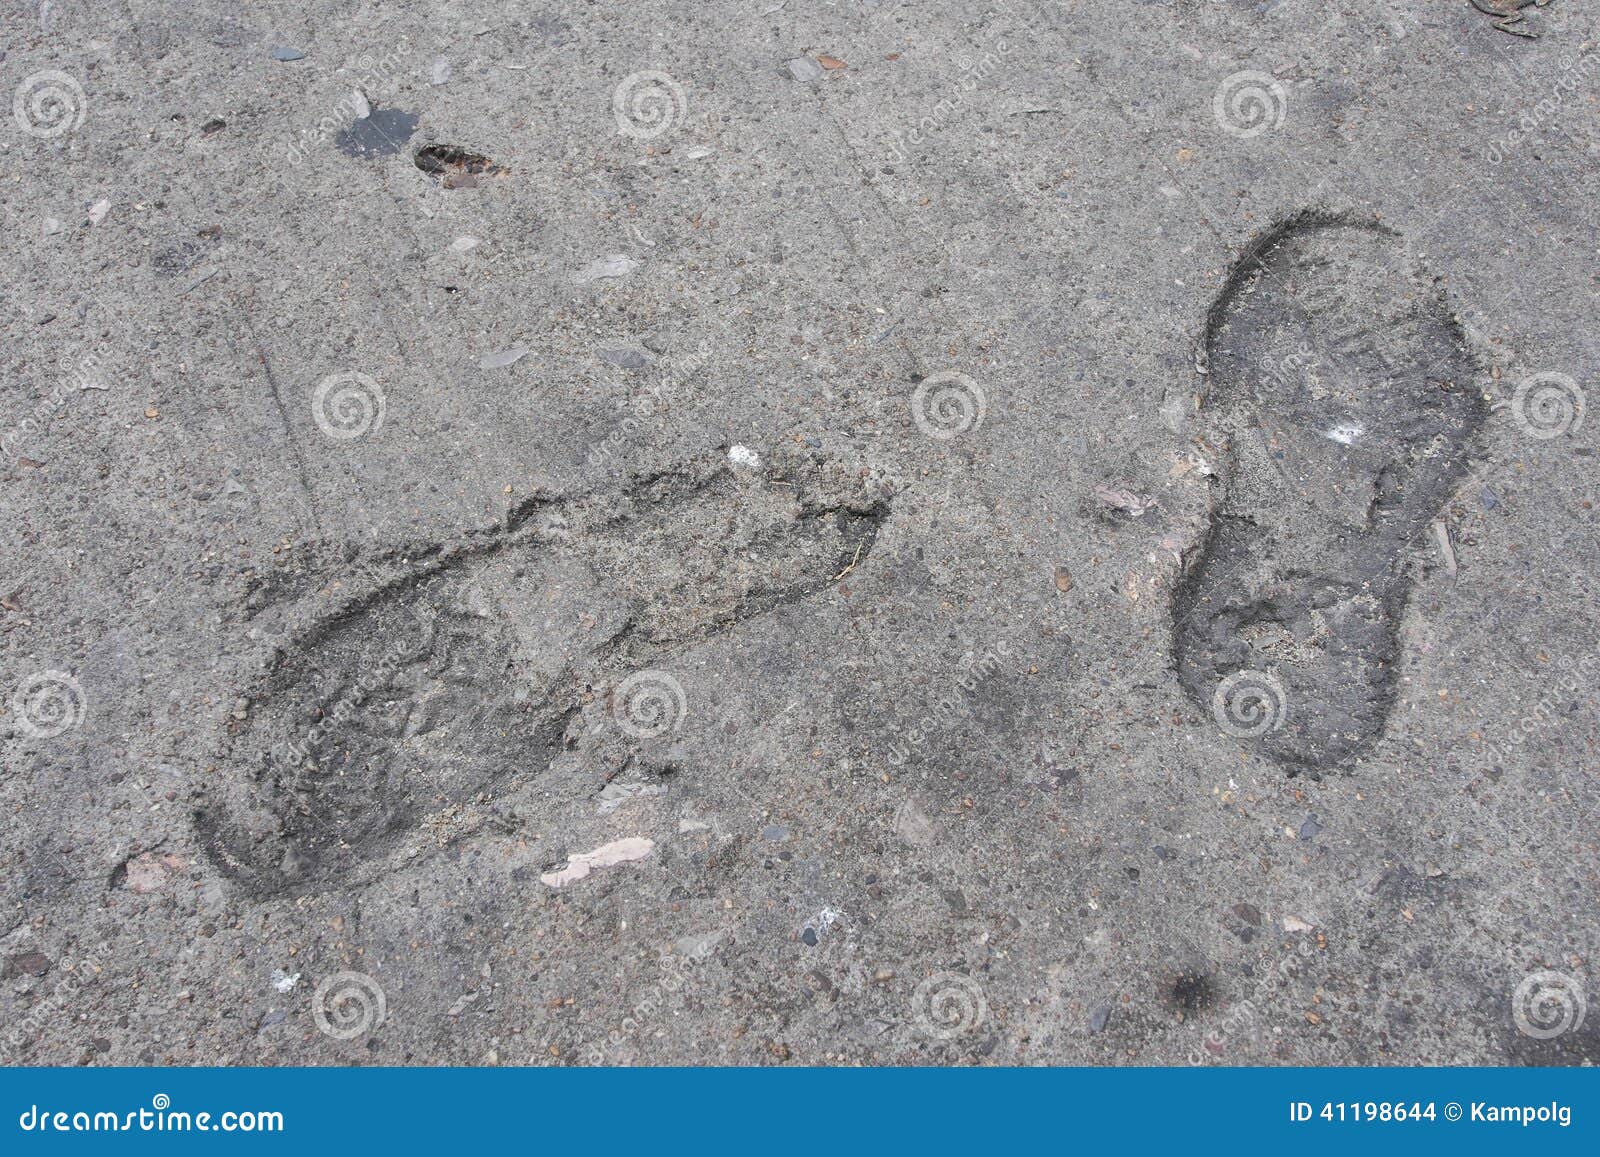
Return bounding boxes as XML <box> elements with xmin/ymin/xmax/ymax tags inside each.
<box><xmin>786</xmin><ymin>56</ymin><xmax>824</xmax><ymax>83</ymax></box>
<box><xmin>600</xmin><ymin>346</ymin><xmax>651</xmax><ymax>370</ymax></box>
<box><xmin>271</xmin><ymin>47</ymin><xmax>306</xmax><ymax>62</ymax></box>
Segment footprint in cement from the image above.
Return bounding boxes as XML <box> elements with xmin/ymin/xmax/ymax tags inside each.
<box><xmin>196</xmin><ymin>451</ymin><xmax>888</xmax><ymax>895</ymax></box>
<box><xmin>1172</xmin><ymin>211</ymin><xmax>1485</xmax><ymax>773</ymax></box>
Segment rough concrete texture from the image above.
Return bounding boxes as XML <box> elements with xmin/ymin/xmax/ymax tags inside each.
<box><xmin>1</xmin><ymin>0</ymin><xmax>1596</xmax><ymax>1066</ymax></box>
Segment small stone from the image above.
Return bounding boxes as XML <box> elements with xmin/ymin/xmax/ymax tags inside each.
<box><xmin>641</xmin><ymin>332</ymin><xmax>671</xmax><ymax>354</ymax></box>
<box><xmin>800</xmin><ymin>927</ymin><xmax>818</xmax><ymax>947</ymax></box>
<box><xmin>599</xmin><ymin>346</ymin><xmax>651</xmax><ymax>370</ymax></box>
<box><xmin>575</xmin><ymin>254</ymin><xmax>638</xmax><ymax>282</ymax></box>
<box><xmin>1231</xmin><ymin>902</ymin><xmax>1261</xmax><ymax>926</ymax></box>
<box><xmin>1088</xmin><ymin>1003</ymin><xmax>1113</xmax><ymax>1033</ymax></box>
<box><xmin>3</xmin><ymin>952</ymin><xmax>52</xmax><ymax>979</ymax></box>
<box><xmin>1053</xmin><ymin>565</ymin><xmax>1074</xmax><ymax>593</ymax></box>
<box><xmin>42</xmin><ymin>217</ymin><xmax>64</xmax><ymax>236</ymax></box>
<box><xmin>1283</xmin><ymin>914</ymin><xmax>1313</xmax><ymax>933</ymax></box>
<box><xmin>271</xmin><ymin>47</ymin><xmax>306</xmax><ymax>62</ymax></box>
<box><xmin>449</xmin><ymin>236</ymin><xmax>480</xmax><ymax>254</ymax></box>
<box><xmin>1298</xmin><ymin>814</ymin><xmax>1323</xmax><ymax>841</ymax></box>
<box><xmin>87</xmin><ymin>198</ymin><xmax>110</xmax><ymax>227</ymax></box>
<box><xmin>761</xmin><ymin>823</ymin><xmax>789</xmax><ymax>842</ymax></box>
<box><xmin>431</xmin><ymin>57</ymin><xmax>453</xmax><ymax>86</ymax></box>
<box><xmin>258</xmin><ymin>1009</ymin><xmax>289</xmax><ymax>1030</ymax></box>
<box><xmin>351</xmin><ymin>89</ymin><xmax>371</xmax><ymax>119</ymax></box>
<box><xmin>479</xmin><ymin>346</ymin><xmax>531</xmax><ymax>370</ymax></box>
<box><xmin>786</xmin><ymin>57</ymin><xmax>824</xmax><ymax>83</ymax></box>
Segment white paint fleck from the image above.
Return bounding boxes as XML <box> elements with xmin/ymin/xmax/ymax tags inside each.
<box><xmin>1324</xmin><ymin>423</ymin><xmax>1363</xmax><ymax>445</ymax></box>
<box><xmin>728</xmin><ymin>444</ymin><xmax>760</xmax><ymax>469</ymax></box>
<box><xmin>271</xmin><ymin>969</ymin><xmax>301</xmax><ymax>994</ymax></box>
<box><xmin>540</xmin><ymin>837</ymin><xmax>654</xmax><ymax>888</ymax></box>
<box><xmin>449</xmin><ymin>235</ymin><xmax>480</xmax><ymax>254</ymax></box>
<box><xmin>87</xmin><ymin>198</ymin><xmax>110</xmax><ymax>227</ymax></box>
<box><xmin>596</xmin><ymin>781</ymin><xmax>667</xmax><ymax>814</ymax></box>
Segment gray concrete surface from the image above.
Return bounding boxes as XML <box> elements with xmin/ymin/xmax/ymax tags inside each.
<box><xmin>1</xmin><ymin>0</ymin><xmax>1596</xmax><ymax>1066</ymax></box>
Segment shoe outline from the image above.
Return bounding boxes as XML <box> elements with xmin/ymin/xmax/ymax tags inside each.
<box><xmin>196</xmin><ymin>449</ymin><xmax>890</xmax><ymax>895</ymax></box>
<box><xmin>1173</xmin><ymin>211</ymin><xmax>1487</xmax><ymax>772</ymax></box>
